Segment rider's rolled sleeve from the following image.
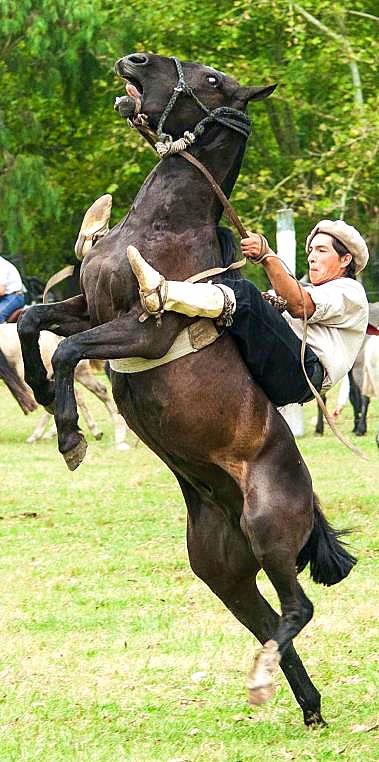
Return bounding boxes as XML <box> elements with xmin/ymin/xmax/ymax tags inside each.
<box><xmin>305</xmin><ymin>280</ymin><xmax>366</xmax><ymax>328</ymax></box>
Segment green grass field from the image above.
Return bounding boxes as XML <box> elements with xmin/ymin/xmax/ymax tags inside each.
<box><xmin>0</xmin><ymin>382</ymin><xmax>378</xmax><ymax>761</ymax></box>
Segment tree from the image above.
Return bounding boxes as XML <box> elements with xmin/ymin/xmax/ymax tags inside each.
<box><xmin>0</xmin><ymin>0</ymin><xmax>377</xmax><ymax>296</ymax></box>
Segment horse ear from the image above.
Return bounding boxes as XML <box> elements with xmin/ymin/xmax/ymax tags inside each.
<box><xmin>240</xmin><ymin>84</ymin><xmax>277</xmax><ymax>102</ymax></box>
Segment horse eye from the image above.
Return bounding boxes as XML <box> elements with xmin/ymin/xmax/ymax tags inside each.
<box><xmin>207</xmin><ymin>75</ymin><xmax>218</xmax><ymax>86</ymax></box>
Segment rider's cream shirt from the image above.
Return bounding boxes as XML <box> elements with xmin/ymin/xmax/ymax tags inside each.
<box><xmin>284</xmin><ymin>277</ymin><xmax>368</xmax><ymax>389</ymax></box>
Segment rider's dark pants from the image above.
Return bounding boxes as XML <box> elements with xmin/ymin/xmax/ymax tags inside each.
<box><xmin>222</xmin><ymin>276</ymin><xmax>323</xmax><ymax>407</ymax></box>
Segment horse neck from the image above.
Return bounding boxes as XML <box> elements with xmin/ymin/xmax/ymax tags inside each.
<box><xmin>193</xmin><ymin>126</ymin><xmax>247</xmax><ymax>205</ymax></box>
<box><xmin>118</xmin><ymin>127</ymin><xmax>246</xmax><ymax>280</ymax></box>
<box><xmin>130</xmin><ymin>127</ymin><xmax>247</xmax><ymax>231</ymax></box>
<box><xmin>176</xmin><ymin>127</ymin><xmax>246</xmax><ymax>224</ymax></box>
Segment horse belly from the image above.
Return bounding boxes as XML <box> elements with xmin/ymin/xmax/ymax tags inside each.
<box><xmin>112</xmin><ymin>337</ymin><xmax>269</xmax><ymax>460</ymax></box>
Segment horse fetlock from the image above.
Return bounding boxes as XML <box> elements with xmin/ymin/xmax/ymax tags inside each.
<box><xmin>52</xmin><ymin>339</ymin><xmax>80</xmax><ymax>374</ymax></box>
<box><xmin>246</xmin><ymin>639</ymin><xmax>280</xmax><ymax>706</ymax></box>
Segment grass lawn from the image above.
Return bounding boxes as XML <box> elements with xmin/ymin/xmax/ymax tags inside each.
<box><xmin>0</xmin><ymin>381</ymin><xmax>378</xmax><ymax>761</ymax></box>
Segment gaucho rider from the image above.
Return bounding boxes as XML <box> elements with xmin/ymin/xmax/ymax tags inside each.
<box><xmin>126</xmin><ymin>219</ymin><xmax>369</xmax><ymax>407</ymax></box>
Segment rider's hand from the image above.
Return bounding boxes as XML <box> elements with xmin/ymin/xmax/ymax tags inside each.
<box><xmin>240</xmin><ymin>231</ymin><xmax>269</xmax><ymax>261</ymax></box>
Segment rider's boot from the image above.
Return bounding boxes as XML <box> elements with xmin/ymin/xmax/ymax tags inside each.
<box><xmin>74</xmin><ymin>193</ymin><xmax>113</xmax><ymax>259</ymax></box>
<box><xmin>127</xmin><ymin>245</ymin><xmax>236</xmax><ymax>322</ymax></box>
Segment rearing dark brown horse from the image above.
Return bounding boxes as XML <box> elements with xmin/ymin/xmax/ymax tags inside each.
<box><xmin>18</xmin><ymin>53</ymin><xmax>355</xmax><ymax>726</ymax></box>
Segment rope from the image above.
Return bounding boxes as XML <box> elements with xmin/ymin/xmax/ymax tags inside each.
<box><xmin>43</xmin><ymin>265</ymin><xmax>75</xmax><ymax>304</ymax></box>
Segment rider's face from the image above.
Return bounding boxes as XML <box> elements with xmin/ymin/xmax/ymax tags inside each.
<box><xmin>307</xmin><ymin>233</ymin><xmax>352</xmax><ymax>286</ymax></box>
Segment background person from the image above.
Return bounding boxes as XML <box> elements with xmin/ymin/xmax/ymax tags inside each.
<box><xmin>0</xmin><ymin>255</ymin><xmax>25</xmax><ymax>322</ymax></box>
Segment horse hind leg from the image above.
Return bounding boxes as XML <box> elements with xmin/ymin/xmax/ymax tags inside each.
<box><xmin>246</xmin><ymin>572</ymin><xmax>314</xmax><ymax>707</ymax></box>
<box><xmin>237</xmin><ymin>460</ymin><xmax>326</xmax><ymax>724</ymax></box>
<box><xmin>180</xmin><ymin>478</ymin><xmax>324</xmax><ymax>726</ymax></box>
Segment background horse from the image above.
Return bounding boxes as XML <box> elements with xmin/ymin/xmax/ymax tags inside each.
<box><xmin>0</xmin><ymin>324</ymin><xmax>129</xmax><ymax>449</ymax></box>
<box><xmin>0</xmin><ymin>346</ymin><xmax>36</xmax><ymax>414</ymax></box>
<box><xmin>19</xmin><ymin>53</ymin><xmax>356</xmax><ymax>725</ymax></box>
<box><xmin>314</xmin><ymin>303</ymin><xmax>379</xmax><ymax>440</ymax></box>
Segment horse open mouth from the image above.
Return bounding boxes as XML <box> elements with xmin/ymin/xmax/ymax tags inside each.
<box><xmin>124</xmin><ymin>77</ymin><xmax>143</xmax><ymax>115</ymax></box>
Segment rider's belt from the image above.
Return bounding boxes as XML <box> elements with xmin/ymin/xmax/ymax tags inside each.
<box><xmin>298</xmin><ymin>360</ymin><xmax>325</xmax><ymax>404</ymax></box>
<box><xmin>109</xmin><ymin>318</ymin><xmax>220</xmax><ymax>374</ymax></box>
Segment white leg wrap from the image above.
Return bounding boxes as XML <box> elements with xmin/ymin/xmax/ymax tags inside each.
<box><xmin>165</xmin><ymin>282</ymin><xmax>235</xmax><ymax>319</ymax></box>
<box><xmin>127</xmin><ymin>245</ymin><xmax>236</xmax><ymax>320</ymax></box>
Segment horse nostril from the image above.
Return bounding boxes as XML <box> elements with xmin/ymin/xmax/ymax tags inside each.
<box><xmin>127</xmin><ymin>53</ymin><xmax>148</xmax><ymax>66</ymax></box>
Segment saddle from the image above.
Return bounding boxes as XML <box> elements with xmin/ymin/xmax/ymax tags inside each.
<box><xmin>7</xmin><ymin>308</ymin><xmax>25</xmax><ymax>323</ymax></box>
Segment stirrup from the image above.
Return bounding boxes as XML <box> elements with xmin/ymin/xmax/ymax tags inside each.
<box><xmin>138</xmin><ymin>276</ymin><xmax>168</xmax><ymax>326</ymax></box>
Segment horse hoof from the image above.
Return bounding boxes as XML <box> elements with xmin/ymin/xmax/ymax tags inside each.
<box><xmin>94</xmin><ymin>431</ymin><xmax>103</xmax><ymax>440</ymax></box>
<box><xmin>248</xmin><ymin>682</ymin><xmax>276</xmax><ymax>706</ymax></box>
<box><xmin>62</xmin><ymin>437</ymin><xmax>88</xmax><ymax>471</ymax></box>
<box><xmin>246</xmin><ymin>639</ymin><xmax>280</xmax><ymax>706</ymax></box>
<box><xmin>116</xmin><ymin>442</ymin><xmax>130</xmax><ymax>452</ymax></box>
<box><xmin>303</xmin><ymin>710</ymin><xmax>328</xmax><ymax>728</ymax></box>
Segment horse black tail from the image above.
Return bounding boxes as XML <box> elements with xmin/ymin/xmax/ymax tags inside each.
<box><xmin>297</xmin><ymin>494</ymin><xmax>357</xmax><ymax>586</ymax></box>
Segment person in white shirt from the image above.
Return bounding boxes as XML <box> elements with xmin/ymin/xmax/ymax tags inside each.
<box><xmin>0</xmin><ymin>255</ymin><xmax>25</xmax><ymax>322</ymax></box>
<box><xmin>126</xmin><ymin>219</ymin><xmax>369</xmax><ymax>407</ymax></box>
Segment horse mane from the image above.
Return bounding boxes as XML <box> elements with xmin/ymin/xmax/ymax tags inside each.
<box><xmin>216</xmin><ymin>226</ymin><xmax>242</xmax><ymax>280</ymax></box>
<box><xmin>221</xmin><ymin>142</ymin><xmax>246</xmax><ymax>201</ymax></box>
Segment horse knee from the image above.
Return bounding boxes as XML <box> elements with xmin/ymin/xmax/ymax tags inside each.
<box><xmin>17</xmin><ymin>307</ymin><xmax>38</xmax><ymax>339</ymax></box>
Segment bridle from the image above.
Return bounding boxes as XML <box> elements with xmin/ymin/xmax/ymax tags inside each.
<box><xmin>153</xmin><ymin>57</ymin><xmax>251</xmax><ymax>157</ymax></box>
<box><xmin>130</xmin><ymin>56</ymin><xmax>252</xmax><ymax>236</ymax></box>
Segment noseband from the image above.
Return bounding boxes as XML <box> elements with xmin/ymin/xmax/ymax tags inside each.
<box><xmin>148</xmin><ymin>57</ymin><xmax>251</xmax><ymax>157</ymax></box>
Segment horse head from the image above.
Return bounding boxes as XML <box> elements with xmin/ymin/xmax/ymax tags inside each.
<box><xmin>114</xmin><ymin>52</ymin><xmax>276</xmax><ymax>148</ymax></box>
<box><xmin>81</xmin><ymin>54</ymin><xmax>277</xmax><ymax>320</ymax></box>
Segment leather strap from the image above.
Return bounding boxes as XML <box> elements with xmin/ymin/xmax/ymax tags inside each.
<box><xmin>180</xmin><ymin>150</ymin><xmax>249</xmax><ymax>239</ymax></box>
<box><xmin>43</xmin><ymin>265</ymin><xmax>75</xmax><ymax>304</ymax></box>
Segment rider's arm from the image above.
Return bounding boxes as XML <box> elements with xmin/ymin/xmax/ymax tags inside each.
<box><xmin>240</xmin><ymin>233</ymin><xmax>315</xmax><ymax>319</ymax></box>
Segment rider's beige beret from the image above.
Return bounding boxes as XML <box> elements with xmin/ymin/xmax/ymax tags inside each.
<box><xmin>306</xmin><ymin>219</ymin><xmax>369</xmax><ymax>274</ymax></box>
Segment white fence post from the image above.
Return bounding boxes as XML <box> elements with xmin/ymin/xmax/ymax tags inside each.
<box><xmin>275</xmin><ymin>208</ymin><xmax>305</xmax><ymax>437</ymax></box>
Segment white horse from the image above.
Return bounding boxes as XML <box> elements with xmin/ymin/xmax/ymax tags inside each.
<box><xmin>0</xmin><ymin>323</ymin><xmax>130</xmax><ymax>450</ymax></box>
<box><xmin>362</xmin><ymin>334</ymin><xmax>379</xmax><ymax>447</ymax></box>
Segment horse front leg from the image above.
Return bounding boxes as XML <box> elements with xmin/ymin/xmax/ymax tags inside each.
<box><xmin>17</xmin><ymin>296</ymin><xmax>90</xmax><ymax>408</ymax></box>
<box><xmin>50</xmin><ymin>308</ymin><xmax>185</xmax><ymax>470</ymax></box>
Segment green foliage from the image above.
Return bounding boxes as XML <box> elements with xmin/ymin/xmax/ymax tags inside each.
<box><xmin>0</xmin><ymin>0</ymin><xmax>378</xmax><ymax>295</ymax></box>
